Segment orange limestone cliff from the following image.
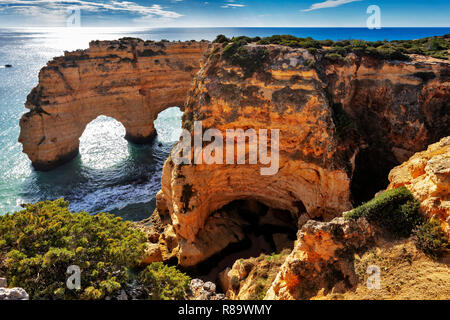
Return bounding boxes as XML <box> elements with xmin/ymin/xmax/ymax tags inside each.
<box><xmin>388</xmin><ymin>136</ymin><xmax>450</xmax><ymax>234</ymax></box>
<box><xmin>19</xmin><ymin>38</ymin><xmax>209</xmax><ymax>170</ymax></box>
<box><xmin>154</xmin><ymin>43</ymin><xmax>450</xmax><ymax>267</ymax></box>
<box><xmin>20</xmin><ymin>39</ymin><xmax>450</xmax><ymax>270</ymax></box>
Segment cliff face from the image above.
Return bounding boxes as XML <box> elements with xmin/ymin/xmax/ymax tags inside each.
<box><xmin>20</xmin><ymin>39</ymin><xmax>449</xmax><ymax>270</ymax></box>
<box><xmin>265</xmin><ymin>217</ymin><xmax>375</xmax><ymax>300</ymax></box>
<box><xmin>155</xmin><ymin>43</ymin><xmax>450</xmax><ymax>267</ymax></box>
<box><xmin>323</xmin><ymin>54</ymin><xmax>450</xmax><ymax>202</ymax></box>
<box><xmin>19</xmin><ymin>39</ymin><xmax>209</xmax><ymax>170</ymax></box>
<box><xmin>388</xmin><ymin>136</ymin><xmax>450</xmax><ymax>234</ymax></box>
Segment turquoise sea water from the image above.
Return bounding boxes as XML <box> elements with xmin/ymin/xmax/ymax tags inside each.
<box><xmin>0</xmin><ymin>27</ymin><xmax>449</xmax><ymax>220</ymax></box>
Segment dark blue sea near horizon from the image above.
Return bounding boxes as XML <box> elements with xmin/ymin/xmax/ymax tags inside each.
<box><xmin>0</xmin><ymin>27</ymin><xmax>449</xmax><ymax>220</ymax></box>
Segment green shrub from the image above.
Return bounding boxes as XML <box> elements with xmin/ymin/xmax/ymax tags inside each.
<box><xmin>222</xmin><ymin>42</ymin><xmax>269</xmax><ymax>78</ymax></box>
<box><xmin>139</xmin><ymin>262</ymin><xmax>190</xmax><ymax>300</ymax></box>
<box><xmin>240</xmin><ymin>33</ymin><xmax>450</xmax><ymax>60</ymax></box>
<box><xmin>324</xmin><ymin>53</ymin><xmax>345</xmax><ymax>62</ymax></box>
<box><xmin>413</xmin><ymin>219</ymin><xmax>450</xmax><ymax>259</ymax></box>
<box><xmin>213</xmin><ymin>34</ymin><xmax>230</xmax><ymax>43</ymax></box>
<box><xmin>0</xmin><ymin>199</ymin><xmax>147</xmax><ymax>300</ymax></box>
<box><xmin>307</xmin><ymin>47</ymin><xmax>318</xmax><ymax>55</ymax></box>
<box><xmin>344</xmin><ymin>187</ymin><xmax>423</xmax><ymax>237</ymax></box>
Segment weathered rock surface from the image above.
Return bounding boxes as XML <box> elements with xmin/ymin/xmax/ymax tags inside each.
<box><xmin>155</xmin><ymin>44</ymin><xmax>450</xmax><ymax>267</ymax></box>
<box><xmin>187</xmin><ymin>278</ymin><xmax>226</xmax><ymax>300</ymax></box>
<box><xmin>388</xmin><ymin>136</ymin><xmax>450</xmax><ymax>234</ymax></box>
<box><xmin>22</xmin><ymin>39</ymin><xmax>449</xmax><ymax>272</ymax></box>
<box><xmin>265</xmin><ymin>217</ymin><xmax>375</xmax><ymax>300</ymax></box>
<box><xmin>0</xmin><ymin>287</ymin><xmax>29</xmax><ymax>300</ymax></box>
<box><xmin>219</xmin><ymin>249</ymin><xmax>290</xmax><ymax>300</ymax></box>
<box><xmin>19</xmin><ymin>38</ymin><xmax>208</xmax><ymax>170</ymax></box>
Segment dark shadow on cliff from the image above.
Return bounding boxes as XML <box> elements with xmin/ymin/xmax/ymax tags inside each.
<box><xmin>181</xmin><ymin>199</ymin><xmax>300</xmax><ymax>286</ymax></box>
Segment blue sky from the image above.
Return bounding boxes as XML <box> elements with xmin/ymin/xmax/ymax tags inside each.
<box><xmin>0</xmin><ymin>0</ymin><xmax>448</xmax><ymax>27</ymax></box>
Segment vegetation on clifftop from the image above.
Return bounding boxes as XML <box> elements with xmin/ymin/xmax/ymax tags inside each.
<box><xmin>0</xmin><ymin>199</ymin><xmax>191</xmax><ymax>300</ymax></box>
<box><xmin>345</xmin><ymin>187</ymin><xmax>449</xmax><ymax>258</ymax></box>
<box><xmin>0</xmin><ymin>199</ymin><xmax>147</xmax><ymax>299</ymax></box>
<box><xmin>139</xmin><ymin>262</ymin><xmax>191</xmax><ymax>300</ymax></box>
<box><xmin>214</xmin><ymin>33</ymin><xmax>450</xmax><ymax>62</ymax></box>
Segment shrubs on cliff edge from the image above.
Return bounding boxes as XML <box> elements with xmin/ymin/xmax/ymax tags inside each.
<box><xmin>222</xmin><ymin>41</ymin><xmax>269</xmax><ymax>78</ymax></box>
<box><xmin>139</xmin><ymin>262</ymin><xmax>190</xmax><ymax>300</ymax></box>
<box><xmin>345</xmin><ymin>187</ymin><xmax>449</xmax><ymax>258</ymax></box>
<box><xmin>412</xmin><ymin>219</ymin><xmax>450</xmax><ymax>259</ymax></box>
<box><xmin>0</xmin><ymin>199</ymin><xmax>147</xmax><ymax>300</ymax></box>
<box><xmin>254</xmin><ymin>34</ymin><xmax>449</xmax><ymax>60</ymax></box>
<box><xmin>213</xmin><ymin>33</ymin><xmax>449</xmax><ymax>61</ymax></box>
<box><xmin>344</xmin><ymin>187</ymin><xmax>422</xmax><ymax>237</ymax></box>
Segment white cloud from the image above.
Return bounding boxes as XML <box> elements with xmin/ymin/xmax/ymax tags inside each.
<box><xmin>301</xmin><ymin>0</ymin><xmax>361</xmax><ymax>12</ymax></box>
<box><xmin>221</xmin><ymin>3</ymin><xmax>246</xmax><ymax>8</ymax></box>
<box><xmin>0</xmin><ymin>0</ymin><xmax>183</xmax><ymax>18</ymax></box>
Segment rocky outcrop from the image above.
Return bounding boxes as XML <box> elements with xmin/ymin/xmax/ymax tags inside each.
<box><xmin>19</xmin><ymin>38</ymin><xmax>209</xmax><ymax>170</ymax></box>
<box><xmin>265</xmin><ymin>217</ymin><xmax>375</xmax><ymax>300</ymax></box>
<box><xmin>219</xmin><ymin>249</ymin><xmax>290</xmax><ymax>300</ymax></box>
<box><xmin>388</xmin><ymin>136</ymin><xmax>450</xmax><ymax>234</ymax></box>
<box><xmin>21</xmin><ymin>38</ymin><xmax>449</xmax><ymax>270</ymax></box>
<box><xmin>187</xmin><ymin>279</ymin><xmax>226</xmax><ymax>300</ymax></box>
<box><xmin>324</xmin><ymin>53</ymin><xmax>450</xmax><ymax>202</ymax></box>
<box><xmin>0</xmin><ymin>287</ymin><xmax>29</xmax><ymax>300</ymax></box>
<box><xmin>155</xmin><ymin>43</ymin><xmax>450</xmax><ymax>267</ymax></box>
<box><xmin>0</xmin><ymin>278</ymin><xmax>29</xmax><ymax>300</ymax></box>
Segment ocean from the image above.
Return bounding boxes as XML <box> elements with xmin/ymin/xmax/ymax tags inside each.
<box><xmin>0</xmin><ymin>27</ymin><xmax>449</xmax><ymax>220</ymax></box>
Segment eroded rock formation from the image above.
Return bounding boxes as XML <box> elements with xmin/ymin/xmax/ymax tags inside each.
<box><xmin>388</xmin><ymin>136</ymin><xmax>450</xmax><ymax>234</ymax></box>
<box><xmin>21</xmin><ymin>38</ymin><xmax>449</xmax><ymax>272</ymax></box>
<box><xmin>19</xmin><ymin>38</ymin><xmax>208</xmax><ymax>170</ymax></box>
<box><xmin>155</xmin><ymin>43</ymin><xmax>450</xmax><ymax>267</ymax></box>
<box><xmin>265</xmin><ymin>217</ymin><xmax>375</xmax><ymax>300</ymax></box>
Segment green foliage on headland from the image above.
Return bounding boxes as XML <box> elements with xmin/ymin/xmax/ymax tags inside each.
<box><xmin>213</xmin><ymin>33</ymin><xmax>450</xmax><ymax>62</ymax></box>
<box><xmin>139</xmin><ymin>262</ymin><xmax>191</xmax><ymax>300</ymax></box>
<box><xmin>345</xmin><ymin>187</ymin><xmax>449</xmax><ymax>258</ymax></box>
<box><xmin>413</xmin><ymin>218</ymin><xmax>450</xmax><ymax>259</ymax></box>
<box><xmin>344</xmin><ymin>186</ymin><xmax>422</xmax><ymax>237</ymax></box>
<box><xmin>0</xmin><ymin>199</ymin><xmax>148</xmax><ymax>299</ymax></box>
<box><xmin>221</xmin><ymin>37</ymin><xmax>269</xmax><ymax>78</ymax></box>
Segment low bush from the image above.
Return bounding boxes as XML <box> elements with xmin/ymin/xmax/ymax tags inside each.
<box><xmin>139</xmin><ymin>262</ymin><xmax>191</xmax><ymax>300</ymax></box>
<box><xmin>0</xmin><ymin>199</ymin><xmax>147</xmax><ymax>299</ymax></box>
<box><xmin>251</xmin><ymin>34</ymin><xmax>449</xmax><ymax>60</ymax></box>
<box><xmin>344</xmin><ymin>187</ymin><xmax>423</xmax><ymax>237</ymax></box>
<box><xmin>413</xmin><ymin>219</ymin><xmax>450</xmax><ymax>259</ymax></box>
<box><xmin>324</xmin><ymin>52</ymin><xmax>345</xmax><ymax>62</ymax></box>
<box><xmin>213</xmin><ymin>34</ymin><xmax>230</xmax><ymax>43</ymax></box>
<box><xmin>222</xmin><ymin>42</ymin><xmax>269</xmax><ymax>78</ymax></box>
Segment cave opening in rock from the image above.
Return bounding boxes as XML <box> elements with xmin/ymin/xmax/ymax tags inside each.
<box><xmin>350</xmin><ymin>146</ymin><xmax>399</xmax><ymax>205</ymax></box>
<box><xmin>188</xmin><ymin>199</ymin><xmax>303</xmax><ymax>286</ymax></box>
<box><xmin>154</xmin><ymin>106</ymin><xmax>184</xmax><ymax>143</ymax></box>
<box><xmin>79</xmin><ymin>115</ymin><xmax>129</xmax><ymax>169</ymax></box>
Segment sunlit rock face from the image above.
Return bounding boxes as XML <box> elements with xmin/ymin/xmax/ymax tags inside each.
<box><xmin>19</xmin><ymin>38</ymin><xmax>209</xmax><ymax>170</ymax></box>
<box><xmin>265</xmin><ymin>217</ymin><xmax>375</xmax><ymax>300</ymax></box>
<box><xmin>388</xmin><ymin>136</ymin><xmax>450</xmax><ymax>234</ymax></box>
<box><xmin>324</xmin><ymin>53</ymin><xmax>450</xmax><ymax>202</ymax></box>
<box><xmin>156</xmin><ymin>44</ymin><xmax>450</xmax><ymax>267</ymax></box>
